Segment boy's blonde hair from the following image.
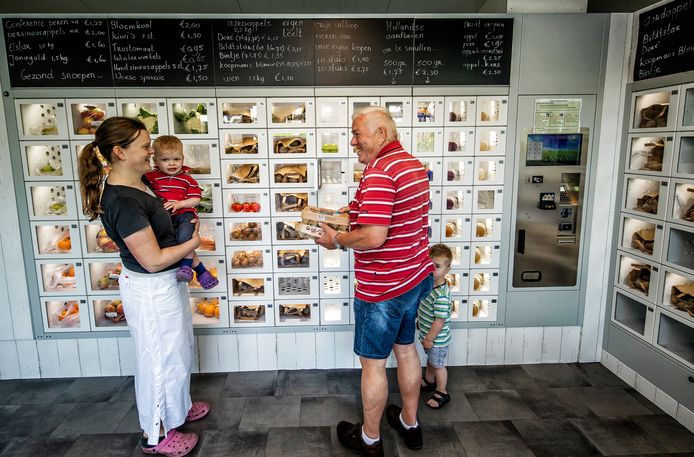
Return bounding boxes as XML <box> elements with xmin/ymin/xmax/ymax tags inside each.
<box><xmin>152</xmin><ymin>135</ymin><xmax>183</xmax><ymax>157</ymax></box>
<box><xmin>429</xmin><ymin>243</ymin><xmax>453</xmax><ymax>265</ymax></box>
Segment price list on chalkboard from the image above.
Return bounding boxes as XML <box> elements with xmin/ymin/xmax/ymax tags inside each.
<box><xmin>213</xmin><ymin>19</ymin><xmax>314</xmax><ymax>86</ymax></box>
<box><xmin>109</xmin><ymin>19</ymin><xmax>214</xmax><ymax>86</ymax></box>
<box><xmin>3</xmin><ymin>18</ymin><xmax>113</xmax><ymax>87</ymax></box>
<box><xmin>314</xmin><ymin>19</ymin><xmax>413</xmax><ymax>85</ymax></box>
<box><xmin>413</xmin><ymin>18</ymin><xmax>513</xmax><ymax>85</ymax></box>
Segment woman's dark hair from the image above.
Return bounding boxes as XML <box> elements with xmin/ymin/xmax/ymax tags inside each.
<box><xmin>78</xmin><ymin>117</ymin><xmax>147</xmax><ymax>221</ymax></box>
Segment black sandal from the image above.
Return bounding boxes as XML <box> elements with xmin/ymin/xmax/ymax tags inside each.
<box><xmin>421</xmin><ymin>376</ymin><xmax>436</xmax><ymax>392</ymax></box>
<box><xmin>426</xmin><ymin>391</ymin><xmax>450</xmax><ymax>409</ymax></box>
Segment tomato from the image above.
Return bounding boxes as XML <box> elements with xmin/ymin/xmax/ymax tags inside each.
<box><xmin>231</xmin><ymin>202</ymin><xmax>243</xmax><ymax>212</ymax></box>
<box><xmin>250</xmin><ymin>202</ymin><xmax>261</xmax><ymax>212</ymax></box>
<box><xmin>242</xmin><ymin>202</ymin><xmax>252</xmax><ymax>212</ymax></box>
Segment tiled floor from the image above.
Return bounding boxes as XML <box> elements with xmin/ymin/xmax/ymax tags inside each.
<box><xmin>0</xmin><ymin>363</ymin><xmax>693</xmax><ymax>456</ymax></box>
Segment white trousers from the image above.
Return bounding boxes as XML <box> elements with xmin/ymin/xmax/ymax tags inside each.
<box><xmin>119</xmin><ymin>266</ymin><xmax>193</xmax><ymax>445</ymax></box>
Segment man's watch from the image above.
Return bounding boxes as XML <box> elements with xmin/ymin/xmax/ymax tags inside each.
<box><xmin>333</xmin><ymin>232</ymin><xmax>347</xmax><ymax>251</ymax></box>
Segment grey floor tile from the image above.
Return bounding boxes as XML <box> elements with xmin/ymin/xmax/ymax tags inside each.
<box><xmin>465</xmin><ymin>390</ymin><xmax>537</xmax><ymax>421</ymax></box>
<box><xmin>570</xmin><ymin>416</ymin><xmax>667</xmax><ymax>455</ymax></box>
<box><xmin>239</xmin><ymin>396</ymin><xmax>301</xmax><ymax>429</ymax></box>
<box><xmin>56</xmin><ymin>376</ymin><xmax>130</xmax><ymax>404</ymax></box>
<box><xmin>276</xmin><ymin>369</ymin><xmax>328</xmax><ymax>396</ymax></box>
<box><xmin>453</xmin><ymin>420</ymin><xmax>535</xmax><ymax>457</ymax></box>
<box><xmin>114</xmin><ymin>403</ymin><xmax>141</xmax><ymax>434</ymax></box>
<box><xmin>395</xmin><ymin>423</ymin><xmax>467</xmax><ymax>457</ymax></box>
<box><xmin>513</xmin><ymin>418</ymin><xmax>601</xmax><ymax>457</ymax></box>
<box><xmin>184</xmin><ymin>397</ymin><xmax>246</xmax><ymax>433</ymax></box>
<box><xmin>473</xmin><ymin>366</ymin><xmax>540</xmax><ymax>390</ymax></box>
<box><xmin>51</xmin><ymin>401</ymin><xmax>133</xmax><ymax>436</ymax></box>
<box><xmin>327</xmin><ymin>369</ymin><xmax>361</xmax><ymax>395</ymax></box>
<box><xmin>516</xmin><ymin>387</ymin><xmax>596</xmax><ymax>419</ymax></box>
<box><xmin>300</xmin><ymin>394</ymin><xmax>360</xmax><ymax>427</ymax></box>
<box><xmin>194</xmin><ymin>429</ymin><xmax>267</xmax><ymax>457</ymax></box>
<box><xmin>521</xmin><ymin>363</ymin><xmax>592</xmax><ymax>388</ymax></box>
<box><xmin>632</xmin><ymin>414</ymin><xmax>694</xmax><ymax>453</ymax></box>
<box><xmin>0</xmin><ymin>382</ymin><xmax>21</xmax><ymax>401</ymax></box>
<box><xmin>625</xmin><ymin>387</ymin><xmax>671</xmax><ymax>414</ymax></box>
<box><xmin>571</xmin><ymin>362</ymin><xmax>629</xmax><ymax>387</ymax></box>
<box><xmin>563</xmin><ymin>386</ymin><xmax>656</xmax><ymax>417</ymax></box>
<box><xmin>265</xmin><ymin>426</ymin><xmax>332</xmax><ymax>457</ymax></box>
<box><xmin>0</xmin><ymin>403</ymin><xmax>77</xmax><ymax>439</ymax></box>
<box><xmin>0</xmin><ymin>378</ymin><xmax>75</xmax><ymax>405</ymax></box>
<box><xmin>417</xmin><ymin>390</ymin><xmax>479</xmax><ymax>424</ymax></box>
<box><xmin>446</xmin><ymin>366</ymin><xmax>488</xmax><ymax>391</ymax></box>
<box><xmin>62</xmin><ymin>433</ymin><xmax>141</xmax><ymax>457</ymax></box>
<box><xmin>222</xmin><ymin>371</ymin><xmax>278</xmax><ymax>397</ymax></box>
<box><xmin>330</xmin><ymin>425</ymin><xmax>400</xmax><ymax>457</ymax></box>
<box><xmin>0</xmin><ymin>435</ymin><xmax>77</xmax><ymax>457</ymax></box>
<box><xmin>108</xmin><ymin>377</ymin><xmax>135</xmax><ymax>403</ymax></box>
<box><xmin>190</xmin><ymin>373</ymin><xmax>229</xmax><ymax>400</ymax></box>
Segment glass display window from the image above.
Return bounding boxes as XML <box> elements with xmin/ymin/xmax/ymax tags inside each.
<box><xmin>70</xmin><ymin>141</ymin><xmax>92</xmax><ymax>177</ymax></box>
<box><xmin>25</xmin><ymin>182</ymin><xmax>77</xmax><ymax>220</ymax></box>
<box><xmin>190</xmin><ymin>294</ymin><xmax>229</xmax><ymax>328</ymax></box>
<box><xmin>319</xmin><ymin>159</ymin><xmax>349</xmax><ymax>187</ymax></box>
<box><xmin>659</xmin><ymin>267</ymin><xmax>694</xmax><ymax>321</ymax></box>
<box><xmin>30</xmin><ymin>222</ymin><xmax>81</xmax><ymax>259</ymax></box>
<box><xmin>445</xmin><ymin>270</ymin><xmax>470</xmax><ymax>295</ymax></box>
<box><xmin>429</xmin><ymin>187</ymin><xmax>442</xmax><ymax>214</ymax></box>
<box><xmin>476</xmin><ymin>96</ymin><xmax>508</xmax><ymax>126</ymax></box>
<box><xmin>20</xmin><ymin>142</ymin><xmax>72</xmax><ymax>181</ymax></box>
<box><xmin>14</xmin><ymin>99</ymin><xmax>69</xmax><ymax>140</ymax></box>
<box><xmin>226</xmin><ymin>219</ymin><xmax>270</xmax><ymax>246</ymax></box>
<box><xmin>227</xmin><ymin>247</ymin><xmax>272</xmax><ymax>274</ymax></box>
<box><xmin>443</xmin><ymin>158</ymin><xmax>474</xmax><ymax>186</ymax></box>
<box><xmin>91</xmin><ymin>296</ymin><xmax>127</xmax><ymax>331</ymax></box>
<box><xmin>222</xmin><ymin>130</ymin><xmax>267</xmax><ymax>158</ymax></box>
<box><xmin>446</xmin><ymin>243</ymin><xmax>471</xmax><ymax>270</ymax></box>
<box><xmin>320</xmin><ymin>300</ymin><xmax>350</xmax><ymax>325</ymax></box>
<box><xmin>474</xmin><ymin>157</ymin><xmax>505</xmax><ymax>185</ymax></box>
<box><xmin>615</xmin><ymin>252</ymin><xmax>659</xmax><ymax>303</ymax></box>
<box><xmin>267</xmin><ymin>98</ymin><xmax>315</xmax><ymax>127</ymax></box>
<box><xmin>270</xmin><ymin>189</ymin><xmax>316</xmax><ymax>216</ymax></box>
<box><xmin>318</xmin><ymin>246</ymin><xmax>350</xmax><ymax>271</ymax></box>
<box><xmin>269</xmin><ymin>129</ymin><xmax>316</xmax><ymax>158</ymax></box>
<box><xmin>654</xmin><ymin>309</ymin><xmax>694</xmax><ymax>369</ymax></box>
<box><xmin>316</xmin><ymin>97</ymin><xmax>348</xmax><ymax>127</ymax></box>
<box><xmin>198</xmin><ymin>219</ymin><xmax>225</xmax><ymax>256</ymax></box>
<box><xmin>275</xmin><ymin>300</ymin><xmax>319</xmax><ymax>326</ymax></box>
<box><xmin>222</xmin><ymin>159</ymin><xmax>270</xmax><ymax>189</ymax></box>
<box><xmin>319</xmin><ymin>272</ymin><xmax>350</xmax><ymax>299</ymax></box>
<box><xmin>469</xmin><ymin>269</ymin><xmax>499</xmax><ymax>295</ymax></box>
<box><xmin>470</xmin><ymin>242</ymin><xmax>501</xmax><ymax>268</ymax></box>
<box><xmin>444</xmin><ymin>96</ymin><xmax>476</xmax><ymax>126</ymax></box>
<box><xmin>418</xmin><ymin>158</ymin><xmax>443</xmax><ymax>185</ymax></box>
<box><xmin>444</xmin><ymin>128</ymin><xmax>476</xmax><ymax>156</ymax></box>
<box><xmin>381</xmin><ymin>97</ymin><xmax>413</xmax><ymax>125</ymax></box>
<box><xmin>273</xmin><ymin>244</ymin><xmax>318</xmax><ymax>272</ymax></box>
<box><xmin>472</xmin><ymin>186</ymin><xmax>504</xmax><ymax>213</ymax></box>
<box><xmin>469</xmin><ymin>296</ymin><xmax>498</xmax><ymax>321</ymax></box>
<box><xmin>167</xmin><ymin>99</ymin><xmax>218</xmax><ymax>139</ymax></box>
<box><xmin>397</xmin><ymin>127</ymin><xmax>413</xmax><ymax>152</ymax></box>
<box><xmin>672</xmin><ymin>133</ymin><xmax>694</xmax><ymax>177</ymax></box>
<box><xmin>84</xmin><ymin>259</ymin><xmax>122</xmax><ymax>295</ymax></box>
<box><xmin>681</xmin><ymin>82</ymin><xmax>694</xmax><ymax>130</ymax></box>
<box><xmin>450</xmin><ymin>297</ymin><xmax>469</xmax><ymax>322</ymax></box>
<box><xmin>229</xmin><ymin>274</ymin><xmax>273</xmax><ymax>301</ymax></box>
<box><xmin>230</xmin><ymin>301</ymin><xmax>274</xmax><ymax>327</ymax></box>
<box><xmin>41</xmin><ymin>297</ymin><xmax>90</xmax><ymax>332</ymax></box>
<box><xmin>471</xmin><ymin>216</ymin><xmax>502</xmax><ymax>241</ymax></box>
<box><xmin>618</xmin><ymin>214</ymin><xmax>663</xmax><ymax>260</ymax></box>
<box><xmin>117</xmin><ymin>99</ymin><xmax>168</xmax><ymax>136</ymax></box>
<box><xmin>271</xmin><ymin>159</ymin><xmax>317</xmax><ymax>188</ymax></box>
<box><xmin>195</xmin><ymin>180</ymin><xmax>223</xmax><ymax>218</ymax></box>
<box><xmin>442</xmin><ymin>187</ymin><xmax>473</xmax><ymax>214</ymax></box>
<box><xmin>428</xmin><ymin>217</ymin><xmax>441</xmax><ymax>243</ymax></box>
<box><xmin>611</xmin><ymin>289</ymin><xmax>655</xmax><ymax>342</ymax></box>
<box><xmin>630</xmin><ymin>86</ymin><xmax>679</xmax><ymax>132</ymax></box>
<box><xmin>441</xmin><ymin>216</ymin><xmax>472</xmax><ymax>242</ymax></box>
<box><xmin>669</xmin><ymin>180</ymin><xmax>694</xmax><ymax>227</ymax></box>
<box><xmin>622</xmin><ymin>176</ymin><xmax>668</xmax><ymax>219</ymax></box>
<box><xmin>219</xmin><ymin>98</ymin><xmax>267</xmax><ymax>129</ymax></box>
<box><xmin>413</xmin><ymin>97</ymin><xmax>444</xmax><ymax>126</ymax></box>
<box><xmin>66</xmin><ymin>99</ymin><xmax>116</xmax><ymax>138</ymax></box>
<box><xmin>223</xmin><ymin>189</ymin><xmax>270</xmax><ymax>218</ymax></box>
<box><xmin>348</xmin><ymin>159</ymin><xmax>366</xmax><ymax>186</ymax></box>
<box><xmin>663</xmin><ymin>224</ymin><xmax>694</xmax><ymax>275</ymax></box>
<box><xmin>348</xmin><ymin>97</ymin><xmax>380</xmax><ymax>120</ymax></box>
<box><xmin>317</xmin><ymin>189</ymin><xmax>349</xmax><ymax>210</ymax></box>
<box><xmin>179</xmin><ymin>140</ymin><xmax>221</xmax><ymax>179</ymax></box>
<box><xmin>188</xmin><ymin>256</ymin><xmax>226</xmax><ymax>293</ymax></box>
<box><xmin>79</xmin><ymin>222</ymin><xmax>120</xmax><ymax>258</ymax></box>
<box><xmin>317</xmin><ymin>128</ymin><xmax>350</xmax><ymax>157</ymax></box>
<box><xmin>626</xmin><ymin>135</ymin><xmax>673</xmax><ymax>175</ymax></box>
<box><xmin>272</xmin><ymin>218</ymin><xmax>309</xmax><ymax>244</ymax></box>
<box><xmin>35</xmin><ymin>260</ymin><xmax>85</xmax><ymax>296</ymax></box>
<box><xmin>273</xmin><ymin>272</ymin><xmax>319</xmax><ymax>300</ymax></box>
<box><xmin>476</xmin><ymin>127</ymin><xmax>506</xmax><ymax>156</ymax></box>
<box><xmin>412</xmin><ymin>128</ymin><xmax>443</xmax><ymax>157</ymax></box>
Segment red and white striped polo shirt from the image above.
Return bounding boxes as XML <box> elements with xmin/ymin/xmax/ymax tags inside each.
<box><xmin>350</xmin><ymin>141</ymin><xmax>434</xmax><ymax>302</ymax></box>
<box><xmin>144</xmin><ymin>166</ymin><xmax>201</xmax><ymax>215</ymax></box>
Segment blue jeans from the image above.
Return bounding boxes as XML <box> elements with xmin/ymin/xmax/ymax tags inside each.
<box><xmin>172</xmin><ymin>212</ymin><xmax>195</xmax><ymax>244</ymax></box>
<box><xmin>353</xmin><ymin>274</ymin><xmax>434</xmax><ymax>359</ymax></box>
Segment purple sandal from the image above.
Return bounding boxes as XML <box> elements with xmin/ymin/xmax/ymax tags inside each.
<box><xmin>197</xmin><ymin>271</ymin><xmax>219</xmax><ymax>290</ymax></box>
<box><xmin>176</xmin><ymin>266</ymin><xmax>194</xmax><ymax>283</ymax></box>
<box><xmin>141</xmin><ymin>430</ymin><xmax>198</xmax><ymax>457</ymax></box>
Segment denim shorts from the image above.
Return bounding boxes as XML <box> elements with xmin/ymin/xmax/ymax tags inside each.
<box><xmin>425</xmin><ymin>345</ymin><xmax>450</xmax><ymax>369</ymax></box>
<box><xmin>353</xmin><ymin>274</ymin><xmax>433</xmax><ymax>359</ymax></box>
<box><xmin>172</xmin><ymin>212</ymin><xmax>196</xmax><ymax>244</ymax></box>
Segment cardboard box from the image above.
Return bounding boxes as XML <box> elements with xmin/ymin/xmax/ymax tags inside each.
<box><xmin>299</xmin><ymin>206</ymin><xmax>350</xmax><ymax>238</ymax></box>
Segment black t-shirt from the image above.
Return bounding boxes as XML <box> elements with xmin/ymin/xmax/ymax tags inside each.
<box><xmin>100</xmin><ymin>182</ymin><xmax>179</xmax><ymax>274</ymax></box>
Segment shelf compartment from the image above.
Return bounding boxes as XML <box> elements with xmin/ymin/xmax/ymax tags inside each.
<box><xmin>655</xmin><ymin>308</ymin><xmax>694</xmax><ymax>369</ymax></box>
<box><xmin>450</xmin><ymin>296</ymin><xmax>469</xmax><ymax>322</ymax></box>
<box><xmin>681</xmin><ymin>82</ymin><xmax>694</xmax><ymax>130</ymax></box>
<box><xmin>470</xmin><ymin>242</ymin><xmax>501</xmax><ymax>269</ymax></box>
<box><xmin>267</xmin><ymin>98</ymin><xmax>315</xmax><ymax>128</ymax></box>
<box><xmin>226</xmin><ymin>219</ymin><xmax>271</xmax><ymax>247</ymax></box>
<box><xmin>271</xmin><ymin>159</ymin><xmax>317</xmax><ymax>188</ymax></box>
<box><xmin>14</xmin><ymin>99</ymin><xmax>69</xmax><ymax>140</ymax></box>
<box><xmin>413</xmin><ymin>97</ymin><xmax>444</xmax><ymax>126</ymax></box>
<box><xmin>471</xmin><ymin>215</ymin><xmax>502</xmax><ymax>241</ymax></box>
<box><xmin>615</xmin><ymin>251</ymin><xmax>660</xmax><ymax>302</ymax></box>
<box><xmin>30</xmin><ymin>222</ymin><xmax>81</xmax><ymax>259</ymax></box>
<box><xmin>428</xmin><ymin>216</ymin><xmax>441</xmax><ymax>243</ymax></box>
<box><xmin>167</xmin><ymin>99</ymin><xmax>218</xmax><ymax>139</ymax></box>
<box><xmin>198</xmin><ymin>219</ymin><xmax>224</xmax><ymax>256</ymax></box>
<box><xmin>318</xmin><ymin>246</ymin><xmax>350</xmax><ymax>271</ymax></box>
<box><xmin>348</xmin><ymin>97</ymin><xmax>380</xmax><ymax>121</ymax></box>
<box><xmin>612</xmin><ymin>289</ymin><xmax>655</xmax><ymax>341</ymax></box>
<box><xmin>443</xmin><ymin>158</ymin><xmax>474</xmax><ymax>186</ymax></box>
<box><xmin>625</xmin><ymin>134</ymin><xmax>673</xmax><ymax>176</ymax></box>
<box><xmin>222</xmin><ymin>130</ymin><xmax>267</xmax><ymax>158</ymax></box>
<box><xmin>90</xmin><ymin>296</ymin><xmax>127</xmax><ymax>331</ymax></box>
<box><xmin>663</xmin><ymin>224</ymin><xmax>694</xmax><ymax>274</ymax></box>
<box><xmin>473</xmin><ymin>186</ymin><xmax>504</xmax><ymax>213</ymax></box>
<box><xmin>268</xmin><ymin>129</ymin><xmax>316</xmax><ymax>158</ymax></box>
<box><xmin>195</xmin><ymin>180</ymin><xmax>223</xmax><ymax>218</ymax></box>
<box><xmin>476</xmin><ymin>96</ymin><xmax>508</xmax><ymax>126</ymax></box>
<box><xmin>187</xmin><ymin>256</ymin><xmax>226</xmax><ymax>293</ymax></box>
<box><xmin>20</xmin><ymin>142</ymin><xmax>73</xmax><ymax>181</ymax></box>
<box><xmin>275</xmin><ymin>300</ymin><xmax>319</xmax><ymax>326</ymax></box>
<box><xmin>469</xmin><ymin>269</ymin><xmax>499</xmax><ymax>295</ymax></box>
<box><xmin>222</xmin><ymin>189</ymin><xmax>270</xmax><ymax>218</ymax></box>
<box><xmin>381</xmin><ymin>97</ymin><xmax>413</xmax><ymax>126</ymax></box>
<box><xmin>230</xmin><ymin>301</ymin><xmax>274</xmax><ymax>327</ymax></box>
<box><xmin>84</xmin><ymin>259</ymin><xmax>122</xmax><ymax>295</ymax></box>
<box><xmin>319</xmin><ymin>159</ymin><xmax>349</xmax><ymax>187</ymax></box>
<box><xmin>41</xmin><ymin>297</ymin><xmax>90</xmax><ymax>332</ymax></box>
<box><xmin>25</xmin><ymin>182</ymin><xmax>78</xmax><ymax>221</ymax></box>
<box><xmin>273</xmin><ymin>244</ymin><xmax>319</xmax><ymax>272</ymax></box>
<box><xmin>271</xmin><ymin>217</ymin><xmax>309</xmax><ymax>244</ymax></box>
<box><xmin>659</xmin><ymin>267</ymin><xmax>694</xmax><ymax>322</ymax></box>
<box><xmin>474</xmin><ymin>157</ymin><xmax>505</xmax><ymax>185</ymax></box>
<box><xmin>444</xmin><ymin>96</ymin><xmax>476</xmax><ymax>126</ymax></box>
<box><xmin>190</xmin><ymin>294</ymin><xmax>229</xmax><ymax>328</ymax></box>
<box><xmin>672</xmin><ymin>133</ymin><xmax>694</xmax><ymax>177</ymax></box>
<box><xmin>320</xmin><ymin>299</ymin><xmax>350</xmax><ymax>325</ymax></box>
<box><xmin>316</xmin><ymin>97</ymin><xmax>348</xmax><ymax>128</ymax></box>
<box><xmin>229</xmin><ymin>273</ymin><xmax>274</xmax><ymax>302</ymax></box>
<box><xmin>418</xmin><ymin>157</ymin><xmax>443</xmax><ymax>186</ymax></box>
<box><xmin>317</xmin><ymin>128</ymin><xmax>350</xmax><ymax>157</ymax></box>
<box><xmin>219</xmin><ymin>98</ymin><xmax>267</xmax><ymax>129</ymax></box>
<box><xmin>442</xmin><ymin>187</ymin><xmax>473</xmax><ymax>214</ymax></box>
<box><xmin>441</xmin><ymin>216</ymin><xmax>472</xmax><ymax>242</ymax></box>
<box><xmin>79</xmin><ymin>222</ymin><xmax>120</xmax><ymax>258</ymax></box>
<box><xmin>319</xmin><ymin>272</ymin><xmax>350</xmax><ymax>299</ymax></box>
<box><xmin>317</xmin><ymin>188</ymin><xmax>349</xmax><ymax>210</ymax></box>
<box><xmin>270</xmin><ymin>189</ymin><xmax>317</xmax><ymax>217</ymax></box>
<box><xmin>35</xmin><ymin>260</ymin><xmax>86</xmax><ymax>296</ymax></box>
<box><xmin>443</xmin><ymin>127</ymin><xmax>475</xmax><ymax>156</ymax></box>
<box><xmin>469</xmin><ymin>296</ymin><xmax>498</xmax><ymax>321</ymax></box>
<box><xmin>181</xmin><ymin>139</ymin><xmax>221</xmax><ymax>179</ymax></box>
<box><xmin>66</xmin><ymin>99</ymin><xmax>116</xmax><ymax>138</ymax></box>
<box><xmin>668</xmin><ymin>179</ymin><xmax>694</xmax><ymax>227</ymax></box>
<box><xmin>445</xmin><ymin>270</ymin><xmax>470</xmax><ymax>295</ymax></box>
<box><xmin>622</xmin><ymin>175</ymin><xmax>669</xmax><ymax>219</ymax></box>
<box><xmin>117</xmin><ymin>99</ymin><xmax>168</xmax><ymax>136</ymax></box>
<box><xmin>618</xmin><ymin>214</ymin><xmax>663</xmax><ymax>260</ymax></box>
<box><xmin>412</xmin><ymin>128</ymin><xmax>443</xmax><ymax>157</ymax></box>
<box><xmin>476</xmin><ymin>127</ymin><xmax>507</xmax><ymax>156</ymax></box>
<box><xmin>273</xmin><ymin>272</ymin><xmax>319</xmax><ymax>300</ymax></box>
<box><xmin>221</xmin><ymin>159</ymin><xmax>270</xmax><ymax>189</ymax></box>
<box><xmin>630</xmin><ymin>86</ymin><xmax>680</xmax><ymax>132</ymax></box>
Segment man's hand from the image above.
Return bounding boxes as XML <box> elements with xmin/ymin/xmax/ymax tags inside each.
<box><xmin>314</xmin><ymin>223</ymin><xmax>338</xmax><ymax>249</ymax></box>
<box><xmin>163</xmin><ymin>200</ymin><xmax>183</xmax><ymax>212</ymax></box>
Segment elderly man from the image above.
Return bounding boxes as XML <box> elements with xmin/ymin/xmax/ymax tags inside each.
<box><xmin>316</xmin><ymin>106</ymin><xmax>434</xmax><ymax>456</ymax></box>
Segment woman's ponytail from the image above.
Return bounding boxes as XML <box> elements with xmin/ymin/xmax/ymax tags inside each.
<box><xmin>78</xmin><ymin>142</ymin><xmax>106</xmax><ymax>221</ymax></box>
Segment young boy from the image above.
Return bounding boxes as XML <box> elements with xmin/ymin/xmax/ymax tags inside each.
<box><xmin>145</xmin><ymin>135</ymin><xmax>219</xmax><ymax>290</ymax></box>
<box><xmin>418</xmin><ymin>243</ymin><xmax>453</xmax><ymax>409</ymax></box>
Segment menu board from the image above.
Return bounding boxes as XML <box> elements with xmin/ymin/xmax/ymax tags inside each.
<box><xmin>633</xmin><ymin>0</ymin><xmax>694</xmax><ymax>81</ymax></box>
<box><xmin>3</xmin><ymin>18</ymin><xmax>113</xmax><ymax>87</ymax></box>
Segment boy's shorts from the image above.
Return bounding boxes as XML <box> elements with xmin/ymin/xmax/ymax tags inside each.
<box><xmin>425</xmin><ymin>345</ymin><xmax>449</xmax><ymax>368</ymax></box>
<box><xmin>172</xmin><ymin>212</ymin><xmax>196</xmax><ymax>244</ymax></box>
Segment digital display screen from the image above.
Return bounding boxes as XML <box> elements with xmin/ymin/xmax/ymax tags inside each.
<box><xmin>526</xmin><ymin>133</ymin><xmax>582</xmax><ymax>166</ymax></box>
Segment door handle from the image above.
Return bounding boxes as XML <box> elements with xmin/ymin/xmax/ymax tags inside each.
<box><xmin>517</xmin><ymin>229</ymin><xmax>525</xmax><ymax>254</ymax></box>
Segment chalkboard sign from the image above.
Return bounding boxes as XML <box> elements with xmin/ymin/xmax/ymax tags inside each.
<box><xmin>413</xmin><ymin>18</ymin><xmax>513</xmax><ymax>85</ymax></box>
<box><xmin>3</xmin><ymin>18</ymin><xmax>113</xmax><ymax>87</ymax></box>
<box><xmin>213</xmin><ymin>19</ymin><xmax>314</xmax><ymax>86</ymax></box>
<box><xmin>110</xmin><ymin>19</ymin><xmax>214</xmax><ymax>86</ymax></box>
<box><xmin>314</xmin><ymin>19</ymin><xmax>413</xmax><ymax>85</ymax></box>
<box><xmin>633</xmin><ymin>0</ymin><xmax>694</xmax><ymax>81</ymax></box>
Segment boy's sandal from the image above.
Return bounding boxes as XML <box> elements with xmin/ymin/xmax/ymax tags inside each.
<box><xmin>176</xmin><ymin>266</ymin><xmax>194</xmax><ymax>283</ymax></box>
<box><xmin>426</xmin><ymin>391</ymin><xmax>451</xmax><ymax>409</ymax></box>
<box><xmin>421</xmin><ymin>376</ymin><xmax>436</xmax><ymax>392</ymax></box>
<box><xmin>141</xmin><ymin>430</ymin><xmax>199</xmax><ymax>457</ymax></box>
<box><xmin>185</xmin><ymin>401</ymin><xmax>210</xmax><ymax>422</ymax></box>
<box><xmin>197</xmin><ymin>271</ymin><xmax>219</xmax><ymax>290</ymax></box>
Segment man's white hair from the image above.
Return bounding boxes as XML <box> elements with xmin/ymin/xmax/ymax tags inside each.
<box><xmin>352</xmin><ymin>106</ymin><xmax>398</xmax><ymax>142</ymax></box>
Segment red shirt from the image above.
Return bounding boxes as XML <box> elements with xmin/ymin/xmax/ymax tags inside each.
<box><xmin>350</xmin><ymin>141</ymin><xmax>434</xmax><ymax>302</ymax></box>
<box><xmin>144</xmin><ymin>166</ymin><xmax>201</xmax><ymax>215</ymax></box>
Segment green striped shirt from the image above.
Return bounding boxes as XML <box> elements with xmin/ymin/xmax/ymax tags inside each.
<box><xmin>417</xmin><ymin>283</ymin><xmax>451</xmax><ymax>347</ymax></box>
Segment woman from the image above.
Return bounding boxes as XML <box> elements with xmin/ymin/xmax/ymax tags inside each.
<box><xmin>79</xmin><ymin>117</ymin><xmax>209</xmax><ymax>456</ymax></box>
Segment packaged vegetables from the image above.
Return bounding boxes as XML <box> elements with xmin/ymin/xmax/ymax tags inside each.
<box><xmin>137</xmin><ymin>106</ymin><xmax>159</xmax><ymax>134</ymax></box>
<box><xmin>173</xmin><ymin>103</ymin><xmax>208</xmax><ymax>134</ymax></box>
